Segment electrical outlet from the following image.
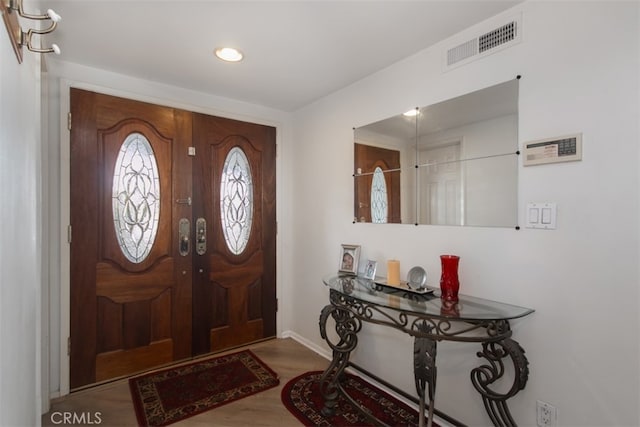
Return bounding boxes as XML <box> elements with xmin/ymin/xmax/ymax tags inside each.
<box><xmin>536</xmin><ymin>400</ymin><xmax>557</xmax><ymax>426</ymax></box>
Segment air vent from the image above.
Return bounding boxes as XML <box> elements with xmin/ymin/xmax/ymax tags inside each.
<box><xmin>479</xmin><ymin>21</ymin><xmax>517</xmax><ymax>53</ymax></box>
<box><xmin>444</xmin><ymin>15</ymin><xmax>522</xmax><ymax>71</ymax></box>
<box><xmin>447</xmin><ymin>39</ymin><xmax>478</xmax><ymax>67</ymax></box>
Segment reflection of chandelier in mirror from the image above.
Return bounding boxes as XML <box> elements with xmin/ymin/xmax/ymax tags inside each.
<box><xmin>1</xmin><ymin>0</ymin><xmax>62</xmax><ymax>63</ymax></box>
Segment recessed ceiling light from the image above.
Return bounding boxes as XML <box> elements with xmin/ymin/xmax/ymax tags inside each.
<box><xmin>215</xmin><ymin>47</ymin><xmax>244</xmax><ymax>62</ymax></box>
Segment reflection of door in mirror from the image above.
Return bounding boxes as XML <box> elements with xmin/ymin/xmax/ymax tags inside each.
<box><xmin>419</xmin><ymin>141</ymin><xmax>462</xmax><ymax>225</ymax></box>
<box><xmin>354</xmin><ymin>143</ymin><xmax>400</xmax><ymax>223</ymax></box>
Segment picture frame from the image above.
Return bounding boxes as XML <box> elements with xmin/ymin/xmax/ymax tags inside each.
<box><xmin>363</xmin><ymin>260</ymin><xmax>377</xmax><ymax>280</ymax></box>
<box><xmin>338</xmin><ymin>244</ymin><xmax>360</xmax><ymax>275</ymax></box>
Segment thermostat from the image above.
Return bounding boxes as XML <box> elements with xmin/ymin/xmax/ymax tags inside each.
<box><xmin>523</xmin><ymin>133</ymin><xmax>582</xmax><ymax>166</ymax></box>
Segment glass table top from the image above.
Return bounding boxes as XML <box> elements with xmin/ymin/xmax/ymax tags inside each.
<box><xmin>323</xmin><ymin>274</ymin><xmax>534</xmax><ymax>321</ymax></box>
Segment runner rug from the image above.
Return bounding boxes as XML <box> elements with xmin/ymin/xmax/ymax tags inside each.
<box><xmin>129</xmin><ymin>349</ymin><xmax>279</xmax><ymax>426</ymax></box>
<box><xmin>281</xmin><ymin>370</ymin><xmax>432</xmax><ymax>427</ymax></box>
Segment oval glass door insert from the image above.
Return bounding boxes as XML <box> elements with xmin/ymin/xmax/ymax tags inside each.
<box><xmin>220</xmin><ymin>146</ymin><xmax>253</xmax><ymax>255</ymax></box>
<box><xmin>112</xmin><ymin>132</ymin><xmax>160</xmax><ymax>263</ymax></box>
<box><xmin>371</xmin><ymin>166</ymin><xmax>388</xmax><ymax>223</ymax></box>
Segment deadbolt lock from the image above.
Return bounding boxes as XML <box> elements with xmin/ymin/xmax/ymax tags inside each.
<box><xmin>196</xmin><ymin>218</ymin><xmax>206</xmax><ymax>255</ymax></box>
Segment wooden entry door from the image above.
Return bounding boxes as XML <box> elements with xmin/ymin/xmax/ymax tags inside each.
<box><xmin>69</xmin><ymin>90</ymin><xmax>277</xmax><ymax>389</ymax></box>
<box><xmin>354</xmin><ymin>143</ymin><xmax>401</xmax><ymax>223</ymax></box>
<box><xmin>191</xmin><ymin>113</ymin><xmax>277</xmax><ymax>356</ymax></box>
<box><xmin>70</xmin><ymin>89</ymin><xmax>193</xmax><ymax>388</ymax></box>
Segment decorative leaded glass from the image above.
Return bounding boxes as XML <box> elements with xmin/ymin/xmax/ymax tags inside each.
<box><xmin>220</xmin><ymin>147</ymin><xmax>253</xmax><ymax>255</ymax></box>
<box><xmin>112</xmin><ymin>133</ymin><xmax>160</xmax><ymax>263</ymax></box>
<box><xmin>371</xmin><ymin>167</ymin><xmax>388</xmax><ymax>223</ymax></box>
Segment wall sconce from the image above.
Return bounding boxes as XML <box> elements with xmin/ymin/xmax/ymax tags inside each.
<box><xmin>1</xmin><ymin>0</ymin><xmax>61</xmax><ymax>63</ymax></box>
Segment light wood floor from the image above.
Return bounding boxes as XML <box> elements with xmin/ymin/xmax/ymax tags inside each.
<box><xmin>42</xmin><ymin>338</ymin><xmax>330</xmax><ymax>427</ymax></box>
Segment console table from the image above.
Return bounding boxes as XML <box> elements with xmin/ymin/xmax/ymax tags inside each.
<box><xmin>318</xmin><ymin>275</ymin><xmax>534</xmax><ymax>427</ymax></box>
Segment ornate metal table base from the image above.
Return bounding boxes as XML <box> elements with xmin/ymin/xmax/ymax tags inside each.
<box><xmin>318</xmin><ymin>303</ymin><xmax>361</xmax><ymax>418</ymax></box>
<box><xmin>414</xmin><ymin>323</ymin><xmax>437</xmax><ymax>427</ymax></box>
<box><xmin>319</xmin><ymin>286</ymin><xmax>531</xmax><ymax>427</ymax></box>
<box><xmin>471</xmin><ymin>338</ymin><xmax>530</xmax><ymax>426</ymax></box>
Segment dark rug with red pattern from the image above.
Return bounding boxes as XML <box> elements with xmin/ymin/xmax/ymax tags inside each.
<box><xmin>281</xmin><ymin>370</ymin><xmax>430</xmax><ymax>427</ymax></box>
<box><xmin>129</xmin><ymin>349</ymin><xmax>279</xmax><ymax>426</ymax></box>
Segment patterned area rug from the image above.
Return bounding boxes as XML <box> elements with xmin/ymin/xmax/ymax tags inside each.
<box><xmin>129</xmin><ymin>349</ymin><xmax>279</xmax><ymax>426</ymax></box>
<box><xmin>281</xmin><ymin>370</ymin><xmax>430</xmax><ymax>427</ymax></box>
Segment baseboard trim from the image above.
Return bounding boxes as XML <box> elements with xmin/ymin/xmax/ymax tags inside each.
<box><xmin>280</xmin><ymin>330</ymin><xmax>332</xmax><ymax>361</ymax></box>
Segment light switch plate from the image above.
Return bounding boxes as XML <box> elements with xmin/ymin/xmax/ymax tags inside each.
<box><xmin>526</xmin><ymin>202</ymin><xmax>557</xmax><ymax>229</ymax></box>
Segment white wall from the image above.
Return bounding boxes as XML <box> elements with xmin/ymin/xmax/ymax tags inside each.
<box><xmin>290</xmin><ymin>2</ymin><xmax>639</xmax><ymax>426</ymax></box>
<box><xmin>43</xmin><ymin>60</ymin><xmax>294</xmax><ymax>396</ymax></box>
<box><xmin>0</xmin><ymin>20</ymin><xmax>43</xmax><ymax>427</ymax></box>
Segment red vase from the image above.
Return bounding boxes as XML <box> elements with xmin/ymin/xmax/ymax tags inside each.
<box><xmin>440</xmin><ymin>300</ymin><xmax>460</xmax><ymax>317</ymax></box>
<box><xmin>440</xmin><ymin>255</ymin><xmax>460</xmax><ymax>302</ymax></box>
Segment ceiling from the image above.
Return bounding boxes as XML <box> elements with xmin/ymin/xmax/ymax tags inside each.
<box><xmin>359</xmin><ymin>78</ymin><xmax>519</xmax><ymax>142</ymax></box>
<box><xmin>44</xmin><ymin>1</ymin><xmax>522</xmax><ymax>112</ymax></box>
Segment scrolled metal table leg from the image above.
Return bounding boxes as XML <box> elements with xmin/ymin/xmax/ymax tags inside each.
<box><xmin>414</xmin><ymin>322</ymin><xmax>437</xmax><ymax>427</ymax></box>
<box><xmin>470</xmin><ymin>337</ymin><xmax>529</xmax><ymax>427</ymax></box>
<box><xmin>318</xmin><ymin>302</ymin><xmax>361</xmax><ymax>417</ymax></box>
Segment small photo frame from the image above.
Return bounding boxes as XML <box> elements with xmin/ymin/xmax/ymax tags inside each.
<box><xmin>363</xmin><ymin>260</ymin><xmax>377</xmax><ymax>280</ymax></box>
<box><xmin>338</xmin><ymin>244</ymin><xmax>361</xmax><ymax>275</ymax></box>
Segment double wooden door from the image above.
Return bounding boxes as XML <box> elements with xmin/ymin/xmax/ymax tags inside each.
<box><xmin>69</xmin><ymin>90</ymin><xmax>276</xmax><ymax>389</ymax></box>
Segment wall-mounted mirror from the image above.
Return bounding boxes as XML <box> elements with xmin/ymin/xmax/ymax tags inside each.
<box><xmin>354</xmin><ymin>78</ymin><xmax>519</xmax><ymax>227</ymax></box>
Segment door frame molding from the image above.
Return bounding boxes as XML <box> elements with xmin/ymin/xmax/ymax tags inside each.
<box><xmin>57</xmin><ymin>78</ymin><xmax>284</xmax><ymax>396</ymax></box>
